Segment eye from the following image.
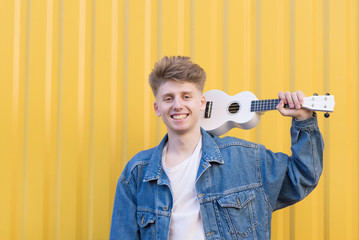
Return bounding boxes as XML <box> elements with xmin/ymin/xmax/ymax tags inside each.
<box><xmin>184</xmin><ymin>95</ymin><xmax>191</xmax><ymax>100</ymax></box>
<box><xmin>164</xmin><ymin>97</ymin><xmax>172</xmax><ymax>102</ymax></box>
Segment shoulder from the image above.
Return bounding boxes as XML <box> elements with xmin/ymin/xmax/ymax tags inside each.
<box><xmin>201</xmin><ymin>129</ymin><xmax>262</xmax><ymax>163</ymax></box>
<box><xmin>211</xmin><ymin>134</ymin><xmax>259</xmax><ymax>150</ymax></box>
<box><xmin>202</xmin><ymin>131</ymin><xmax>262</xmax><ymax>183</ymax></box>
<box><xmin>120</xmin><ymin>147</ymin><xmax>156</xmax><ymax>182</ymax></box>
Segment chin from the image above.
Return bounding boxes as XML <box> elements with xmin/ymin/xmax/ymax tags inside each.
<box><xmin>171</xmin><ymin>125</ymin><xmax>200</xmax><ymax>135</ymax></box>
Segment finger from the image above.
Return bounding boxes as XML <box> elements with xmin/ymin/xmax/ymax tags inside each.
<box><xmin>277</xmin><ymin>103</ymin><xmax>297</xmax><ymax>117</ymax></box>
<box><xmin>276</xmin><ymin>99</ymin><xmax>284</xmax><ymax>109</ymax></box>
<box><xmin>285</xmin><ymin>91</ymin><xmax>294</xmax><ymax>108</ymax></box>
<box><xmin>296</xmin><ymin>90</ymin><xmax>305</xmax><ymax>105</ymax></box>
<box><xmin>277</xmin><ymin>91</ymin><xmax>286</xmax><ymax>108</ymax></box>
<box><xmin>291</xmin><ymin>92</ymin><xmax>301</xmax><ymax>109</ymax></box>
<box><xmin>278</xmin><ymin>91</ymin><xmax>285</xmax><ymax>101</ymax></box>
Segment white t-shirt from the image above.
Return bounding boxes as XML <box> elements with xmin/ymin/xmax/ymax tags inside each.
<box><xmin>162</xmin><ymin>138</ymin><xmax>206</xmax><ymax>240</ymax></box>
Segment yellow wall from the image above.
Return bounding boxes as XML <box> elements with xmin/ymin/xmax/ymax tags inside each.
<box><xmin>0</xmin><ymin>0</ymin><xmax>357</xmax><ymax>239</ymax></box>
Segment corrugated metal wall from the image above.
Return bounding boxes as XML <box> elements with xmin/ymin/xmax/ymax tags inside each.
<box><xmin>0</xmin><ymin>0</ymin><xmax>357</xmax><ymax>239</ymax></box>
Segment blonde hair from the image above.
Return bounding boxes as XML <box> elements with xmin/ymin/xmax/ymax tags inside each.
<box><xmin>149</xmin><ymin>56</ymin><xmax>206</xmax><ymax>96</ymax></box>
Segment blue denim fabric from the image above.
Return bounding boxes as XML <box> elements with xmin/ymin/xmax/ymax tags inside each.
<box><xmin>110</xmin><ymin>117</ymin><xmax>324</xmax><ymax>240</ymax></box>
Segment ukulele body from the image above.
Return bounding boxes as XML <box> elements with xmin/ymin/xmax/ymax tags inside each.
<box><xmin>200</xmin><ymin>90</ymin><xmax>262</xmax><ymax>135</ymax></box>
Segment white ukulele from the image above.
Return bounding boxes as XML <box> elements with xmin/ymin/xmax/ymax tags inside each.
<box><xmin>200</xmin><ymin>90</ymin><xmax>335</xmax><ymax>136</ymax></box>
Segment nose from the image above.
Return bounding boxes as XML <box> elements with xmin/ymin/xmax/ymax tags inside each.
<box><xmin>173</xmin><ymin>98</ymin><xmax>183</xmax><ymax>110</ymax></box>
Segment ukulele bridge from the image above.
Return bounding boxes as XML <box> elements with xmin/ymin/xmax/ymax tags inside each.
<box><xmin>204</xmin><ymin>101</ymin><xmax>213</xmax><ymax>118</ymax></box>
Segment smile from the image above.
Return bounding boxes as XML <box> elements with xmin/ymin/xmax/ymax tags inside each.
<box><xmin>171</xmin><ymin>114</ymin><xmax>189</xmax><ymax>120</ymax></box>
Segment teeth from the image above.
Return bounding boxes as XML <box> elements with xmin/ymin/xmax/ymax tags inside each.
<box><xmin>172</xmin><ymin>114</ymin><xmax>187</xmax><ymax>120</ymax></box>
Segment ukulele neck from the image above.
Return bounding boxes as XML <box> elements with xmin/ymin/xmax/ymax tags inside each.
<box><xmin>250</xmin><ymin>99</ymin><xmax>281</xmax><ymax>112</ymax></box>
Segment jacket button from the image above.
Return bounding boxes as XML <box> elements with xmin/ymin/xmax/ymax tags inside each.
<box><xmin>163</xmin><ymin>206</ymin><xmax>168</xmax><ymax>211</ymax></box>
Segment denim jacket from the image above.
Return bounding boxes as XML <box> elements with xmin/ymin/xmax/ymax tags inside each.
<box><xmin>110</xmin><ymin>117</ymin><xmax>324</xmax><ymax>240</ymax></box>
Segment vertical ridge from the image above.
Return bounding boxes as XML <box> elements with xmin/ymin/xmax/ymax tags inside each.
<box><xmin>144</xmin><ymin>0</ymin><xmax>151</xmax><ymax>149</ymax></box>
<box><xmin>55</xmin><ymin>0</ymin><xmax>64</xmax><ymax>238</ymax></box>
<box><xmin>10</xmin><ymin>0</ymin><xmax>22</xmax><ymax>239</ymax></box>
<box><xmin>289</xmin><ymin>1</ymin><xmax>296</xmax><ymax>239</ymax></box>
<box><xmin>88</xmin><ymin>0</ymin><xmax>96</xmax><ymax>238</ymax></box>
<box><xmin>323</xmin><ymin>0</ymin><xmax>330</xmax><ymax>238</ymax></box>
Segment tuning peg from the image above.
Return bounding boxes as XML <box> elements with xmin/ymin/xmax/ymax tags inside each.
<box><xmin>326</xmin><ymin>93</ymin><xmax>330</xmax><ymax>96</ymax></box>
<box><xmin>313</xmin><ymin>93</ymin><xmax>318</xmax><ymax>96</ymax></box>
<box><xmin>324</xmin><ymin>112</ymin><xmax>330</xmax><ymax>118</ymax></box>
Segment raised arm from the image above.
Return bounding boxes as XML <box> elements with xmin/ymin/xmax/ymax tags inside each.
<box><xmin>260</xmin><ymin>113</ymin><xmax>324</xmax><ymax>211</ymax></box>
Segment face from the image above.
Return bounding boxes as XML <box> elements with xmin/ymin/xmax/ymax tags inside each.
<box><xmin>154</xmin><ymin>80</ymin><xmax>206</xmax><ymax>136</ymax></box>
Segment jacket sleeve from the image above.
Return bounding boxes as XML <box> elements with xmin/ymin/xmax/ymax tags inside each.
<box><xmin>260</xmin><ymin>117</ymin><xmax>324</xmax><ymax>211</ymax></box>
<box><xmin>110</xmin><ymin>174</ymin><xmax>140</xmax><ymax>240</ymax></box>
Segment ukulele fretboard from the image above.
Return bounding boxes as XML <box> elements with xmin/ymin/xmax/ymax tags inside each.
<box><xmin>250</xmin><ymin>99</ymin><xmax>281</xmax><ymax>112</ymax></box>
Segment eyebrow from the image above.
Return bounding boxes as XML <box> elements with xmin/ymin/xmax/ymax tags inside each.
<box><xmin>161</xmin><ymin>91</ymin><xmax>193</xmax><ymax>96</ymax></box>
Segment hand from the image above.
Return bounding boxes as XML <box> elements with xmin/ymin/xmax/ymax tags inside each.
<box><xmin>277</xmin><ymin>90</ymin><xmax>313</xmax><ymax>121</ymax></box>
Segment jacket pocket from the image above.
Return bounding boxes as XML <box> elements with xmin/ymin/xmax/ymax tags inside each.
<box><xmin>137</xmin><ymin>211</ymin><xmax>156</xmax><ymax>227</ymax></box>
<box><xmin>137</xmin><ymin>211</ymin><xmax>156</xmax><ymax>239</ymax></box>
<box><xmin>217</xmin><ymin>189</ymin><xmax>257</xmax><ymax>238</ymax></box>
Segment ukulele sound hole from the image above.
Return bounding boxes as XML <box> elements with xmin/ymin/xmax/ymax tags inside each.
<box><xmin>228</xmin><ymin>102</ymin><xmax>240</xmax><ymax>114</ymax></box>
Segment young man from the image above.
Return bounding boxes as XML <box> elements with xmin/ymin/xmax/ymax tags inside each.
<box><xmin>110</xmin><ymin>56</ymin><xmax>324</xmax><ymax>240</ymax></box>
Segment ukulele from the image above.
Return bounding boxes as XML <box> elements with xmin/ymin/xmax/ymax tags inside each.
<box><xmin>200</xmin><ymin>90</ymin><xmax>335</xmax><ymax>136</ymax></box>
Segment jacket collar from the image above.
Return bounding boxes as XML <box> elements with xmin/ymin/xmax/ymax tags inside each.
<box><xmin>143</xmin><ymin>128</ymin><xmax>224</xmax><ymax>182</ymax></box>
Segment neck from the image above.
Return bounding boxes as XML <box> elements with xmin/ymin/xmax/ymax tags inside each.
<box><xmin>165</xmin><ymin>128</ymin><xmax>202</xmax><ymax>164</ymax></box>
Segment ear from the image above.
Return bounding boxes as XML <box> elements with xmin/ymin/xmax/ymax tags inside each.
<box><xmin>200</xmin><ymin>95</ymin><xmax>206</xmax><ymax>111</ymax></box>
<box><xmin>154</xmin><ymin>101</ymin><xmax>161</xmax><ymax>116</ymax></box>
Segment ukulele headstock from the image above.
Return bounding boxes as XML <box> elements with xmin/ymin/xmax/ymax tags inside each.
<box><xmin>302</xmin><ymin>93</ymin><xmax>335</xmax><ymax>117</ymax></box>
